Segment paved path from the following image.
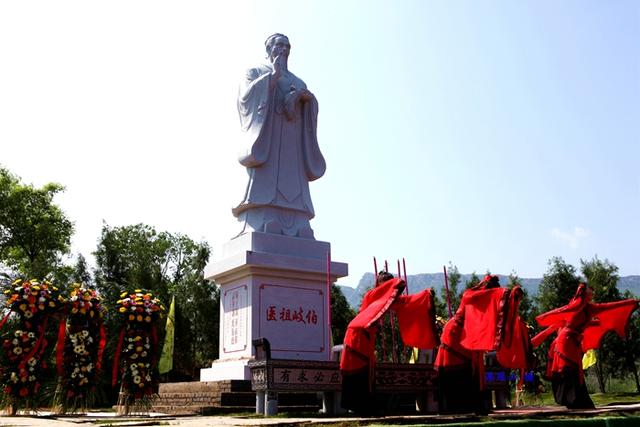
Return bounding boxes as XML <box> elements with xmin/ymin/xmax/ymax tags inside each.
<box><xmin>1</xmin><ymin>404</ymin><xmax>640</xmax><ymax>426</ymax></box>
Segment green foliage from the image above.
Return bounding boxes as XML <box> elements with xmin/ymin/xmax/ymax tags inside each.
<box><xmin>464</xmin><ymin>271</ymin><xmax>481</xmax><ymax>290</ymax></box>
<box><xmin>330</xmin><ymin>284</ymin><xmax>355</xmax><ymax>345</ymax></box>
<box><xmin>72</xmin><ymin>254</ymin><xmax>92</xmax><ymax>285</ymax></box>
<box><xmin>581</xmin><ymin>256</ymin><xmax>620</xmax><ymax>302</ymax></box>
<box><xmin>580</xmin><ymin>256</ymin><xmax>639</xmax><ymax>393</ymax></box>
<box><xmin>535</xmin><ymin>256</ymin><xmax>581</xmax><ymax>314</ymax></box>
<box><xmin>93</xmin><ymin>223</ymin><xmax>215</xmax><ymax>382</ymax></box>
<box><xmin>0</xmin><ymin>167</ymin><xmax>74</xmax><ymax>278</ymax></box>
<box><xmin>507</xmin><ymin>271</ymin><xmax>535</xmax><ymax>327</ymax></box>
<box><xmin>532</xmin><ymin>257</ymin><xmax>582</xmax><ymax>372</ymax></box>
<box><xmin>440</xmin><ymin>263</ymin><xmax>462</xmax><ymax>318</ymax></box>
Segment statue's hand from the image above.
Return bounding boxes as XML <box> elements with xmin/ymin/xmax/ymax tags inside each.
<box><xmin>271</xmin><ymin>55</ymin><xmax>282</xmax><ymax>80</ymax></box>
<box><xmin>298</xmin><ymin>89</ymin><xmax>314</xmax><ymax>102</ymax></box>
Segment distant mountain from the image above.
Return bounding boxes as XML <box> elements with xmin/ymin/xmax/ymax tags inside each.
<box><xmin>339</xmin><ymin>273</ymin><xmax>640</xmax><ymax>310</ymax></box>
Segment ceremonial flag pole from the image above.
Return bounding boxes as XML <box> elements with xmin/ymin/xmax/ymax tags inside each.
<box><xmin>402</xmin><ymin>258</ymin><xmax>409</xmax><ymax>294</ymax></box>
<box><xmin>373</xmin><ymin>256</ymin><xmax>378</xmax><ymax>280</ymax></box>
<box><xmin>443</xmin><ymin>265</ymin><xmax>453</xmax><ymax>318</ymax></box>
<box><xmin>390</xmin><ymin>263</ymin><xmax>398</xmax><ymax>363</ymax></box>
<box><xmin>326</xmin><ymin>250</ymin><xmax>333</xmax><ymax>356</ymax></box>
<box><xmin>373</xmin><ymin>256</ymin><xmax>388</xmax><ymax>361</ymax></box>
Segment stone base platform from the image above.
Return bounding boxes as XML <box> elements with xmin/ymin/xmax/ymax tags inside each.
<box><xmin>152</xmin><ymin>380</ymin><xmax>319</xmax><ymax>415</ymax></box>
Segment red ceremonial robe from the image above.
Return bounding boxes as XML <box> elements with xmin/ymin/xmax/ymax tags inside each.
<box><xmin>533</xmin><ymin>285</ymin><xmax>638</xmax><ymax>378</ymax></box>
<box><xmin>340</xmin><ymin>278</ymin><xmax>439</xmax><ymax>413</ymax></box>
<box><xmin>340</xmin><ymin>278</ymin><xmax>405</xmax><ymax>375</ymax></box>
<box><xmin>436</xmin><ymin>283</ymin><xmax>528</xmax><ymax>369</ymax></box>
<box><xmin>497</xmin><ymin>287</ymin><xmax>533</xmax><ymax>373</ymax></box>
<box><xmin>532</xmin><ymin>284</ymin><xmax>638</xmax><ymax>409</ymax></box>
<box><xmin>435</xmin><ymin>278</ymin><xmax>532</xmax><ymax>414</ymax></box>
<box><xmin>340</xmin><ymin>278</ymin><xmax>439</xmax><ymax>373</ymax></box>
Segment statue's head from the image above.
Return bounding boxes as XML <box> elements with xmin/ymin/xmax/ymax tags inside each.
<box><xmin>265</xmin><ymin>33</ymin><xmax>290</xmax><ymax>61</ymax></box>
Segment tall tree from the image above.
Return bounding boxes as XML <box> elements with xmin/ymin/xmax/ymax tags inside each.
<box><xmin>93</xmin><ymin>223</ymin><xmax>214</xmax><ymax>382</ymax></box>
<box><xmin>439</xmin><ymin>263</ymin><xmax>462</xmax><ymax>318</ymax></box>
<box><xmin>533</xmin><ymin>257</ymin><xmax>581</xmax><ymax>373</ymax></box>
<box><xmin>330</xmin><ymin>284</ymin><xmax>356</xmax><ymax>346</ymax></box>
<box><xmin>535</xmin><ymin>256</ymin><xmax>581</xmax><ymax>314</ymax></box>
<box><xmin>464</xmin><ymin>271</ymin><xmax>481</xmax><ymax>291</ymax></box>
<box><xmin>580</xmin><ymin>256</ymin><xmax>626</xmax><ymax>393</ymax></box>
<box><xmin>71</xmin><ymin>253</ymin><xmax>92</xmax><ymax>285</ymax></box>
<box><xmin>617</xmin><ymin>294</ymin><xmax>640</xmax><ymax>393</ymax></box>
<box><xmin>507</xmin><ymin>270</ymin><xmax>535</xmax><ymax>327</ymax></box>
<box><xmin>0</xmin><ymin>167</ymin><xmax>74</xmax><ymax>278</ymax></box>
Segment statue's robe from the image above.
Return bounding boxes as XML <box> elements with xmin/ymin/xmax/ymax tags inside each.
<box><xmin>234</xmin><ymin>64</ymin><xmax>325</xmax><ymax>235</ymax></box>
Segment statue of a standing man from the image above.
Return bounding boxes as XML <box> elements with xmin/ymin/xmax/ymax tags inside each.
<box><xmin>233</xmin><ymin>33</ymin><xmax>326</xmax><ymax>239</ymax></box>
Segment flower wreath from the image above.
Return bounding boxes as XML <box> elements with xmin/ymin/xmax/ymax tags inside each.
<box><xmin>0</xmin><ymin>279</ymin><xmax>62</xmax><ymax>411</ymax></box>
<box><xmin>53</xmin><ymin>283</ymin><xmax>106</xmax><ymax>413</ymax></box>
<box><xmin>112</xmin><ymin>289</ymin><xmax>164</xmax><ymax>408</ymax></box>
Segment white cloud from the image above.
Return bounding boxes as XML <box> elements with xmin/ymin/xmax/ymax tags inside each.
<box><xmin>551</xmin><ymin>226</ymin><xmax>590</xmax><ymax>249</ymax></box>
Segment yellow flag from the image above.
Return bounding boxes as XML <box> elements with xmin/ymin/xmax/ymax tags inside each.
<box><xmin>159</xmin><ymin>296</ymin><xmax>175</xmax><ymax>374</ymax></box>
<box><xmin>582</xmin><ymin>349</ymin><xmax>597</xmax><ymax>370</ymax></box>
<box><xmin>409</xmin><ymin>347</ymin><xmax>419</xmax><ymax>364</ymax></box>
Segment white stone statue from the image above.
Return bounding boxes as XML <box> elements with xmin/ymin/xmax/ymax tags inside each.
<box><xmin>233</xmin><ymin>33</ymin><xmax>326</xmax><ymax>239</ymax></box>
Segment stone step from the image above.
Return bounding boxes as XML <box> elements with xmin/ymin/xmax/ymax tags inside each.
<box><xmin>155</xmin><ymin>392</ymin><xmax>320</xmax><ymax>407</ymax></box>
<box><xmin>152</xmin><ymin>380</ymin><xmax>321</xmax><ymax>415</ymax></box>
<box><xmin>158</xmin><ymin>380</ymin><xmax>251</xmax><ymax>394</ymax></box>
<box><xmin>152</xmin><ymin>404</ymin><xmax>321</xmax><ymax>416</ymax></box>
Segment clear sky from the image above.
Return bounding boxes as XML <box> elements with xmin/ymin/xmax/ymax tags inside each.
<box><xmin>1</xmin><ymin>1</ymin><xmax>638</xmax><ymax>286</ymax></box>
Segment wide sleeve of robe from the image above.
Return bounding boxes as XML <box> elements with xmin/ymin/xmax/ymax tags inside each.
<box><xmin>340</xmin><ymin>278</ymin><xmax>405</xmax><ymax>373</ymax></box>
<box><xmin>582</xmin><ymin>299</ymin><xmax>638</xmax><ymax>351</ymax></box>
<box><xmin>395</xmin><ymin>289</ymin><xmax>439</xmax><ymax>349</ymax></box>
<box><xmin>459</xmin><ymin>287</ymin><xmax>510</xmax><ymax>351</ymax></box>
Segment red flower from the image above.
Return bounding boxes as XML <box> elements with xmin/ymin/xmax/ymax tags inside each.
<box><xmin>19</xmin><ymin>387</ymin><xmax>29</xmax><ymax>397</ymax></box>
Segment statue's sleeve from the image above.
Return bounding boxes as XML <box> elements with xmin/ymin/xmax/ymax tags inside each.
<box><xmin>237</xmin><ymin>67</ymin><xmax>273</xmax><ymax>167</ymax></box>
<box><xmin>301</xmin><ymin>96</ymin><xmax>326</xmax><ymax>180</ymax></box>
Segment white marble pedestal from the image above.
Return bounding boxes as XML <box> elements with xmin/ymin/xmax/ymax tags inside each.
<box><xmin>200</xmin><ymin>232</ymin><xmax>348</xmax><ymax>381</ymax></box>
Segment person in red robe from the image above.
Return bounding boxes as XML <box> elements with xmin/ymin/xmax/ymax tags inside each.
<box><xmin>532</xmin><ymin>283</ymin><xmax>638</xmax><ymax>409</ymax></box>
<box><xmin>435</xmin><ymin>275</ymin><xmax>531</xmax><ymax>414</ymax></box>
<box><xmin>340</xmin><ymin>272</ymin><xmax>439</xmax><ymax>414</ymax></box>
